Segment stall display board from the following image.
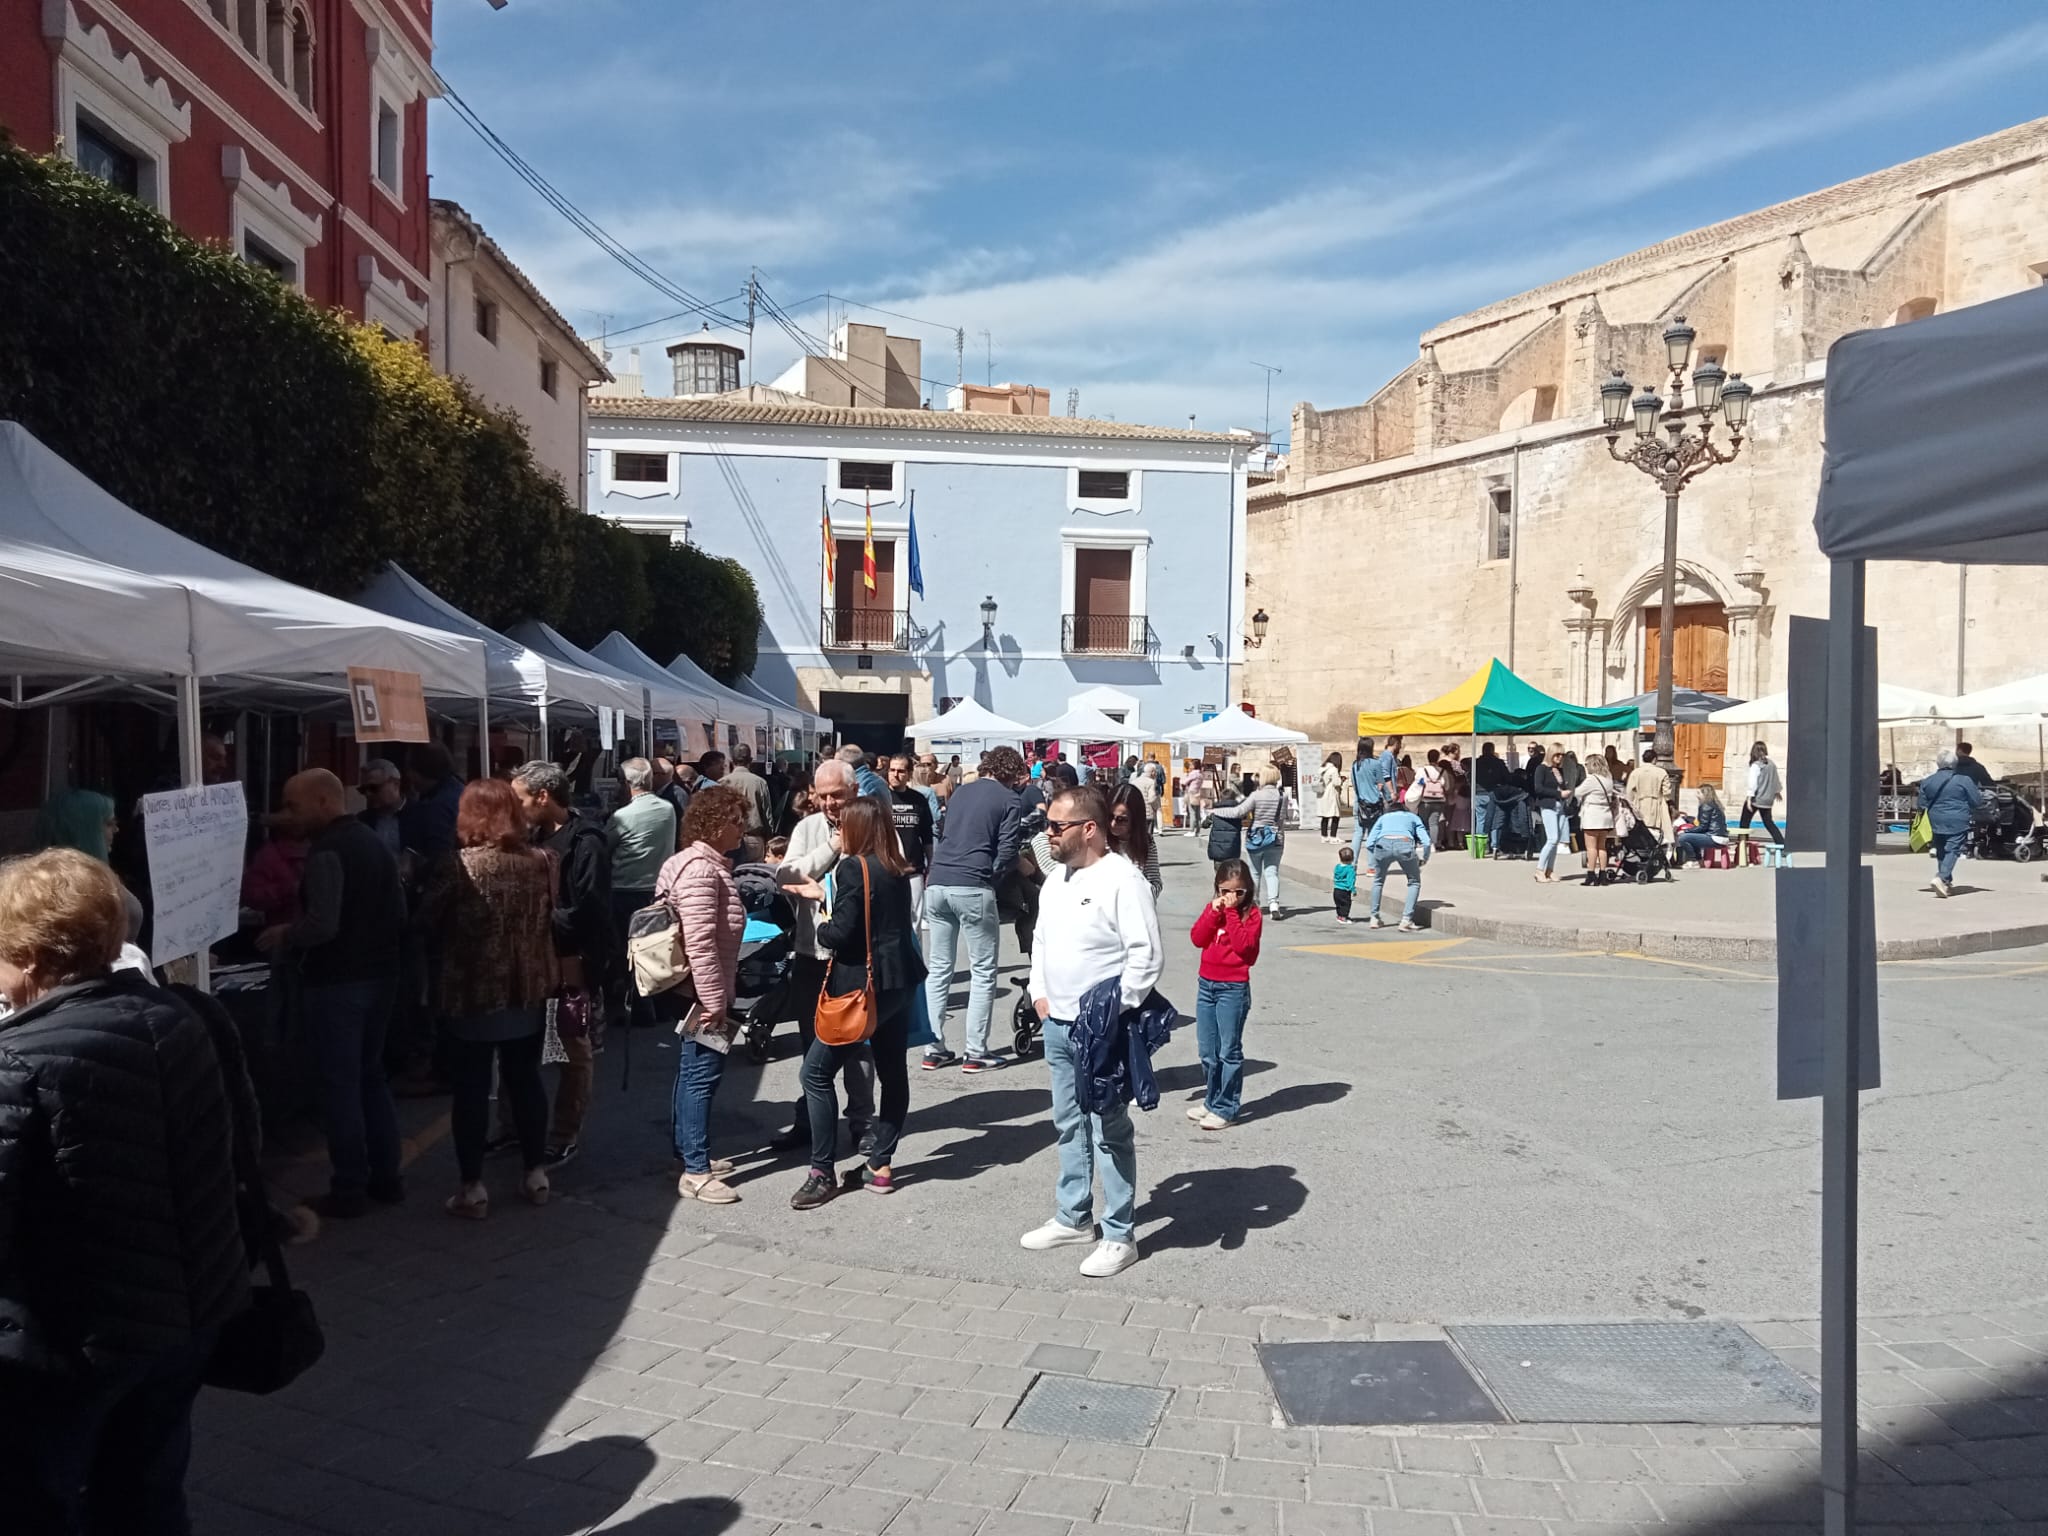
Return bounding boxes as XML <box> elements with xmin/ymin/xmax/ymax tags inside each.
<box><xmin>143</xmin><ymin>782</ymin><xmax>249</xmax><ymax>965</ymax></box>
<box><xmin>346</xmin><ymin>667</ymin><xmax>429</xmax><ymax>743</ymax></box>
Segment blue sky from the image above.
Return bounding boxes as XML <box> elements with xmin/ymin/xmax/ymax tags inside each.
<box><xmin>429</xmin><ymin>2</ymin><xmax>2048</xmax><ymax>437</ymax></box>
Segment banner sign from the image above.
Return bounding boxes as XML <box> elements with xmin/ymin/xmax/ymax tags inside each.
<box><xmin>346</xmin><ymin>667</ymin><xmax>429</xmax><ymax>743</ymax></box>
<box><xmin>143</xmin><ymin>783</ymin><xmax>248</xmax><ymax>965</ymax></box>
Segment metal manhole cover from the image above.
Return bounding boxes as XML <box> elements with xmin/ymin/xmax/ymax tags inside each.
<box><xmin>1007</xmin><ymin>1372</ymin><xmax>1171</xmax><ymax>1446</ymax></box>
<box><xmin>1446</xmin><ymin>1322</ymin><xmax>1821</xmax><ymax>1424</ymax></box>
<box><xmin>1258</xmin><ymin>1341</ymin><xmax>1505</xmax><ymax>1426</ymax></box>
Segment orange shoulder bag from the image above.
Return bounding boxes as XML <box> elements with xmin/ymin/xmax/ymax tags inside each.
<box><xmin>813</xmin><ymin>856</ymin><xmax>878</xmax><ymax>1047</ymax></box>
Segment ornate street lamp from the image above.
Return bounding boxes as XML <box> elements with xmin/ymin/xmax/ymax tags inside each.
<box><xmin>1600</xmin><ymin>315</ymin><xmax>1749</xmax><ymax>765</ymax></box>
<box><xmin>1249</xmin><ymin>608</ymin><xmax>1270</xmax><ymax>647</ymax></box>
<box><xmin>980</xmin><ymin>595</ymin><xmax>998</xmax><ymax>637</ymax></box>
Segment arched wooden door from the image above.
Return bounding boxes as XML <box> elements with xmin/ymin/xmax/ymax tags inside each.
<box><xmin>1641</xmin><ymin>602</ymin><xmax>1728</xmax><ymax>791</ymax></box>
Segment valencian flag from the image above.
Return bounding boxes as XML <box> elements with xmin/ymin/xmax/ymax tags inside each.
<box><xmin>862</xmin><ymin>494</ymin><xmax>877</xmax><ymax>593</ymax></box>
<box><xmin>906</xmin><ymin>491</ymin><xmax>925</xmax><ymax>598</ymax></box>
<box><xmin>820</xmin><ymin>490</ymin><xmax>834</xmax><ymax>586</ymax></box>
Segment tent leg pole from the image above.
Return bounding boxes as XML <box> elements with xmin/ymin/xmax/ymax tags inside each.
<box><xmin>176</xmin><ymin>675</ymin><xmax>211</xmax><ymax>995</ymax></box>
<box><xmin>478</xmin><ymin>696</ymin><xmax>491</xmax><ymax>777</ymax></box>
<box><xmin>1821</xmin><ymin>558</ymin><xmax>1866</xmax><ymax>1536</ymax></box>
<box><xmin>539</xmin><ymin>700</ymin><xmax>550</xmax><ymax>768</ymax></box>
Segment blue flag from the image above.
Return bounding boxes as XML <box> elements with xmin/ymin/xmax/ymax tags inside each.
<box><xmin>906</xmin><ymin>493</ymin><xmax>925</xmax><ymax>599</ymax></box>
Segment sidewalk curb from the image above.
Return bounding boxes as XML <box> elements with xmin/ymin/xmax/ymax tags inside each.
<box><xmin>1269</xmin><ymin>837</ymin><xmax>2048</xmax><ymax>962</ymax></box>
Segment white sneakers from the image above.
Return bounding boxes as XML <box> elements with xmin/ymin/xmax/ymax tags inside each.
<box><xmin>1079</xmin><ymin>1240</ymin><xmax>1141</xmax><ymax>1278</ymax></box>
<box><xmin>1019</xmin><ymin>1218</ymin><xmax>1096</xmax><ymax>1251</ymax></box>
<box><xmin>1186</xmin><ymin>1104</ymin><xmax>1207</xmax><ymax>1122</ymax></box>
<box><xmin>1932</xmin><ymin>876</ymin><xmax>1952</xmax><ymax>898</ymax></box>
<box><xmin>1020</xmin><ymin>1220</ymin><xmax>1140</xmax><ymax>1276</ymax></box>
<box><xmin>1195</xmin><ymin>1112</ymin><xmax>1230</xmax><ymax>1131</ymax></box>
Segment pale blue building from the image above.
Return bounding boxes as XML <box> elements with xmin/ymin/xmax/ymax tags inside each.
<box><xmin>586</xmin><ymin>384</ymin><xmax>1251</xmax><ymax>757</ymax></box>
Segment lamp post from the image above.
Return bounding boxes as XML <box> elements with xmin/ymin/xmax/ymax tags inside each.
<box><xmin>1599</xmin><ymin>317</ymin><xmax>1753</xmax><ymax>763</ymax></box>
<box><xmin>980</xmin><ymin>595</ymin><xmax>998</xmax><ymax>641</ymax></box>
<box><xmin>1249</xmin><ymin>608</ymin><xmax>1269</xmax><ymax>648</ymax></box>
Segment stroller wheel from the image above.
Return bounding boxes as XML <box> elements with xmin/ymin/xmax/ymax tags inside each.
<box><xmin>1636</xmin><ymin>868</ymin><xmax>1654</xmax><ymax>885</ymax></box>
<box><xmin>2016</xmin><ymin>840</ymin><xmax>2037</xmax><ymax>863</ymax></box>
<box><xmin>1013</xmin><ymin>1026</ymin><xmax>1037</xmax><ymax>1060</ymax></box>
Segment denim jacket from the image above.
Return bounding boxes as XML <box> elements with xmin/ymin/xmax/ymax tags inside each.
<box><xmin>1071</xmin><ymin>976</ymin><xmax>1179</xmax><ymax>1116</ymax></box>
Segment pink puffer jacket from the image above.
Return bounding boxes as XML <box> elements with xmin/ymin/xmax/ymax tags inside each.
<box><xmin>653</xmin><ymin>842</ymin><xmax>745</xmax><ymax>1024</ymax></box>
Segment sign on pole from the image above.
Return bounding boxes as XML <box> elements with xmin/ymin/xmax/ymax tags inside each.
<box><xmin>142</xmin><ymin>783</ymin><xmax>248</xmax><ymax>965</ymax></box>
<box><xmin>346</xmin><ymin>667</ymin><xmax>429</xmax><ymax>743</ymax></box>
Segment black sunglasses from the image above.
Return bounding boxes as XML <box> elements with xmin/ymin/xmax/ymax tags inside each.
<box><xmin>1045</xmin><ymin>816</ymin><xmax>1093</xmax><ymax>835</ymax></box>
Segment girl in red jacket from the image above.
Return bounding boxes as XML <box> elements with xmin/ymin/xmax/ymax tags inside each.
<box><xmin>1188</xmin><ymin>858</ymin><xmax>1261</xmax><ymax>1130</ymax></box>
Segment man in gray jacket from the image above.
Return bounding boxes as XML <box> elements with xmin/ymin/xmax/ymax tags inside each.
<box><xmin>922</xmin><ymin>745</ymin><xmax>1027</xmax><ymax>1073</ymax></box>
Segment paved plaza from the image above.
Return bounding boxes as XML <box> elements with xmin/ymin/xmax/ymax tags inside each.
<box><xmin>1278</xmin><ymin>828</ymin><xmax>2048</xmax><ymax>961</ymax></box>
<box><xmin>193</xmin><ymin>840</ymin><xmax>2048</xmax><ymax>1534</ymax></box>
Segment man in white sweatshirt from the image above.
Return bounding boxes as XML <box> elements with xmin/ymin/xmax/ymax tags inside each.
<box><xmin>1022</xmin><ymin>784</ymin><xmax>1164</xmax><ymax>1278</ymax></box>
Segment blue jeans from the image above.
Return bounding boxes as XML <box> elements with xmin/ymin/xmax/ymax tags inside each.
<box><xmin>1473</xmin><ymin>790</ymin><xmax>1496</xmax><ymax>844</ymax></box>
<box><xmin>1349</xmin><ymin>801</ymin><xmax>1381</xmax><ymax>862</ymax></box>
<box><xmin>924</xmin><ymin>884</ymin><xmax>999</xmax><ymax>1056</ymax></box>
<box><xmin>1933</xmin><ymin>829</ymin><xmax>1965</xmax><ymax>884</ymax></box>
<box><xmin>302</xmin><ymin>977</ymin><xmax>402</xmax><ymax>1195</ymax></box>
<box><xmin>1043</xmin><ymin>1016</ymin><xmax>1138</xmax><ymax>1244</ymax></box>
<box><xmin>671</xmin><ymin>1035</ymin><xmax>729</xmax><ymax>1174</ymax></box>
<box><xmin>1537</xmin><ymin>806</ymin><xmax>1566</xmax><ymax>873</ymax></box>
<box><xmin>1195</xmin><ymin>977</ymin><xmax>1250</xmax><ymax>1121</ymax></box>
<box><xmin>0</xmin><ymin>1325</ymin><xmax>217</xmax><ymax>1535</ymax></box>
<box><xmin>1369</xmin><ymin>848</ymin><xmax>1422</xmax><ymax>920</ymax></box>
<box><xmin>1246</xmin><ymin>840</ymin><xmax>1283</xmax><ymax>907</ymax></box>
<box><xmin>1675</xmin><ymin>832</ymin><xmax>1720</xmax><ymax>865</ymax></box>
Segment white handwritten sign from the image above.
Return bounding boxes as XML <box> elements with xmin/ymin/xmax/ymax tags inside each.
<box><xmin>143</xmin><ymin>782</ymin><xmax>248</xmax><ymax>965</ymax></box>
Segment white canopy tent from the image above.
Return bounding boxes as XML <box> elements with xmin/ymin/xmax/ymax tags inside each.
<box><xmin>1164</xmin><ymin>706</ymin><xmax>1311</xmax><ymax>748</ymax></box>
<box><xmin>660</xmin><ymin>648</ymin><xmax>774</xmax><ymax>734</ymax></box>
<box><xmin>0</xmin><ymin>422</ymin><xmax>484</xmax><ymax>698</ymax></box>
<box><xmin>737</xmin><ymin>674</ymin><xmax>825</xmax><ymax>737</ymax></box>
<box><xmin>590</xmin><ymin>633</ymin><xmax>729</xmax><ymax>742</ymax></box>
<box><xmin>355</xmin><ymin>564</ymin><xmax>641</xmax><ymax>721</ymax></box>
<box><xmin>1706</xmin><ymin>683</ymin><xmax>1967</xmax><ymax>726</ymax></box>
<box><xmin>508</xmin><ymin>621</ymin><xmax>702</xmax><ymax>746</ymax></box>
<box><xmin>1026</xmin><ymin>704</ymin><xmax>1149</xmax><ymax>745</ymax></box>
<box><xmin>1805</xmin><ymin>285</ymin><xmax>2048</xmax><ymax>1531</ymax></box>
<box><xmin>905</xmin><ymin>697</ymin><xmax>1033</xmax><ymax>743</ymax></box>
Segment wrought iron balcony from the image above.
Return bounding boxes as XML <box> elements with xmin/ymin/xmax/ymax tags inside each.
<box><xmin>1061</xmin><ymin>613</ymin><xmax>1151</xmax><ymax>656</ymax></box>
<box><xmin>821</xmin><ymin>606</ymin><xmax>912</xmax><ymax>651</ymax></box>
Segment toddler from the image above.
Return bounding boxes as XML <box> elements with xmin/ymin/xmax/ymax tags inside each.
<box><xmin>765</xmin><ymin>834</ymin><xmax>790</xmax><ymax>861</ymax></box>
<box><xmin>1332</xmin><ymin>845</ymin><xmax>1356</xmax><ymax>922</ymax></box>
<box><xmin>1187</xmin><ymin>859</ymin><xmax>1262</xmax><ymax>1130</ymax></box>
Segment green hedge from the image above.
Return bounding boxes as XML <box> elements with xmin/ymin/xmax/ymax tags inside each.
<box><xmin>0</xmin><ymin>142</ymin><xmax>760</xmax><ymax>681</ymax></box>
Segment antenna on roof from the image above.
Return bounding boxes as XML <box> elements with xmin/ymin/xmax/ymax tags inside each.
<box><xmin>1066</xmin><ymin>387</ymin><xmax>1079</xmax><ymax>418</ymax></box>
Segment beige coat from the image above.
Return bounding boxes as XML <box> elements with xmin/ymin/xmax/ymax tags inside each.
<box><xmin>1625</xmin><ymin>763</ymin><xmax>1674</xmax><ymax>842</ymax></box>
<box><xmin>1315</xmin><ymin>762</ymin><xmax>1345</xmax><ymax>817</ymax></box>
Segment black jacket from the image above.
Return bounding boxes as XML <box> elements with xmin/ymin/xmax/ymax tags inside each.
<box><xmin>1474</xmin><ymin>753</ymin><xmax>1508</xmax><ymax>793</ymax></box>
<box><xmin>818</xmin><ymin>855</ymin><xmax>928</xmax><ymax>997</ymax></box>
<box><xmin>540</xmin><ymin>810</ymin><xmax>615</xmax><ymax>970</ymax></box>
<box><xmin>1530</xmin><ymin>762</ymin><xmax>1563</xmax><ymax>811</ymax></box>
<box><xmin>0</xmin><ymin>972</ymin><xmax>247</xmax><ymax>1373</ymax></box>
<box><xmin>927</xmin><ymin>777</ymin><xmax>1022</xmax><ymax>891</ymax></box>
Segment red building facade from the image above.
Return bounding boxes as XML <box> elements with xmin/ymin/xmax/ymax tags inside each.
<box><xmin>1</xmin><ymin>0</ymin><xmax>435</xmax><ymax>334</ymax></box>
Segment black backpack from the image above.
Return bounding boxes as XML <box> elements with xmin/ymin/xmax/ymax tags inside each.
<box><xmin>1206</xmin><ymin>815</ymin><xmax>1242</xmax><ymax>862</ymax></box>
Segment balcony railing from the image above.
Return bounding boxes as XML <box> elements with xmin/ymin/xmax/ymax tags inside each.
<box><xmin>821</xmin><ymin>606</ymin><xmax>912</xmax><ymax>651</ymax></box>
<box><xmin>1061</xmin><ymin>613</ymin><xmax>1150</xmax><ymax>656</ymax></box>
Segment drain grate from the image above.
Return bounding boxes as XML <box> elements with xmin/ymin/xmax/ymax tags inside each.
<box><xmin>1007</xmin><ymin>1372</ymin><xmax>1172</xmax><ymax>1446</ymax></box>
<box><xmin>1446</xmin><ymin>1322</ymin><xmax>1821</xmax><ymax>1424</ymax></box>
<box><xmin>1258</xmin><ymin>1341</ymin><xmax>1506</xmax><ymax>1427</ymax></box>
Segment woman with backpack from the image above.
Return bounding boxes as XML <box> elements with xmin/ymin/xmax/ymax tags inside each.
<box><xmin>1209</xmin><ymin>766</ymin><xmax>1287</xmax><ymax>918</ymax></box>
<box><xmin>654</xmin><ymin>786</ymin><xmax>748</xmax><ymax>1205</ymax></box>
<box><xmin>1413</xmin><ymin>749</ymin><xmax>1449</xmax><ymax>847</ymax></box>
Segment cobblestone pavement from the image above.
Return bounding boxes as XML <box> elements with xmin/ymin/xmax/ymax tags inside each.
<box><xmin>190</xmin><ymin>1193</ymin><xmax>2048</xmax><ymax>1535</ymax></box>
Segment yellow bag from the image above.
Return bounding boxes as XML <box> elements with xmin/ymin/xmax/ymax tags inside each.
<box><xmin>1908</xmin><ymin>810</ymin><xmax>1932</xmax><ymax>853</ymax></box>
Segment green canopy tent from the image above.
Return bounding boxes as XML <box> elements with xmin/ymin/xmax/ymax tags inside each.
<box><xmin>1355</xmin><ymin>659</ymin><xmax>1640</xmax><ymax>737</ymax></box>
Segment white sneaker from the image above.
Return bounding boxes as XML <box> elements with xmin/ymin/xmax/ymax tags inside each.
<box><xmin>1187</xmin><ymin>1105</ymin><xmax>1208</xmax><ymax>1122</ymax></box>
<box><xmin>1368</xmin><ymin>913</ymin><xmax>1386</xmax><ymax>929</ymax></box>
<box><xmin>1399</xmin><ymin>919</ymin><xmax>1421</xmax><ymax>932</ymax></box>
<box><xmin>1079</xmin><ymin>1240</ymin><xmax>1140</xmax><ymax>1278</ymax></box>
<box><xmin>1932</xmin><ymin>877</ymin><xmax>1951</xmax><ymax>898</ymax></box>
<box><xmin>1196</xmin><ymin>1112</ymin><xmax>1230</xmax><ymax>1131</ymax></box>
<box><xmin>1020</xmin><ymin>1219</ymin><xmax>1096</xmax><ymax>1251</ymax></box>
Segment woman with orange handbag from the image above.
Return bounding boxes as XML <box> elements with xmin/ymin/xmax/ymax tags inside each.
<box><xmin>783</xmin><ymin>799</ymin><xmax>926</xmax><ymax>1209</ymax></box>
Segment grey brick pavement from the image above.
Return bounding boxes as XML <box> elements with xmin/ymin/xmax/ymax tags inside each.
<box><xmin>186</xmin><ymin>1197</ymin><xmax>2048</xmax><ymax>1535</ymax></box>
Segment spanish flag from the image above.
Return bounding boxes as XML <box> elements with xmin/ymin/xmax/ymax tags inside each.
<box><xmin>821</xmin><ymin>492</ymin><xmax>835</xmax><ymax>586</ymax></box>
<box><xmin>862</xmin><ymin>494</ymin><xmax>877</xmax><ymax>593</ymax></box>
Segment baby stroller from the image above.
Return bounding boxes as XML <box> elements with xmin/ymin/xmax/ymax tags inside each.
<box><xmin>1962</xmin><ymin>782</ymin><xmax>2039</xmax><ymax>862</ymax></box>
<box><xmin>1000</xmin><ymin>809</ymin><xmax>1050</xmax><ymax>1059</ymax></box>
<box><xmin>729</xmin><ymin>866</ymin><xmax>801</xmax><ymax>1063</ymax></box>
<box><xmin>1605</xmin><ymin>795</ymin><xmax>1672</xmax><ymax>884</ymax></box>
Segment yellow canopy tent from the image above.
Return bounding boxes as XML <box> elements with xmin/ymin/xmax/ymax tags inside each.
<box><xmin>1355</xmin><ymin>659</ymin><xmax>1640</xmax><ymax>736</ymax></box>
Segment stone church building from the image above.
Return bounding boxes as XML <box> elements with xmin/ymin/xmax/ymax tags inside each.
<box><xmin>1246</xmin><ymin>116</ymin><xmax>2048</xmax><ymax>795</ymax></box>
